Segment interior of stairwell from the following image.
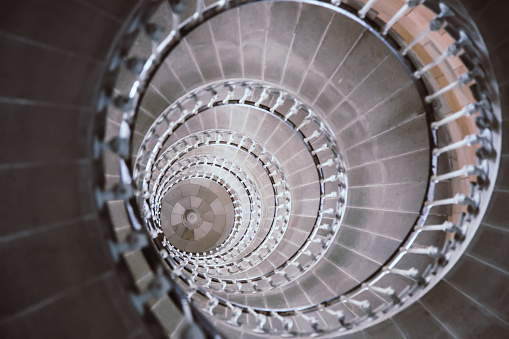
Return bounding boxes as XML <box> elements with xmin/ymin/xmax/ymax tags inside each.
<box><xmin>0</xmin><ymin>0</ymin><xmax>508</xmax><ymax>338</ymax></box>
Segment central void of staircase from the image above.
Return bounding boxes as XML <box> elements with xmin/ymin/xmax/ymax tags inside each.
<box><xmin>100</xmin><ymin>0</ymin><xmax>463</xmax><ymax>337</ymax></box>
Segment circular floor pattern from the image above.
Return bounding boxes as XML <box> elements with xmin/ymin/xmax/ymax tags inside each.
<box><xmin>161</xmin><ymin>179</ymin><xmax>235</xmax><ymax>253</ymax></box>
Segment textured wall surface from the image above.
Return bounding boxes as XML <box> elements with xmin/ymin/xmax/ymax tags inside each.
<box><xmin>0</xmin><ymin>0</ymin><xmax>508</xmax><ymax>338</ymax></box>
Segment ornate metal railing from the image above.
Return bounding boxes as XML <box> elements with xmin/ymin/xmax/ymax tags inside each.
<box><xmin>137</xmin><ymin>82</ymin><xmax>347</xmax><ymax>290</ymax></box>
<box><xmin>93</xmin><ymin>0</ymin><xmax>500</xmax><ymax>337</ymax></box>
<box><xmin>154</xmin><ymin>153</ymin><xmax>262</xmax><ymax>259</ymax></box>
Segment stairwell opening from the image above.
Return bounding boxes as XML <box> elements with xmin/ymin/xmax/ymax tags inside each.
<box><xmin>92</xmin><ymin>0</ymin><xmax>502</xmax><ymax>337</ymax></box>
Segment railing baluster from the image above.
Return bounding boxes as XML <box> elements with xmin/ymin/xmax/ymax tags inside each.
<box><xmin>401</xmin><ymin>3</ymin><xmax>453</xmax><ymax>55</ymax></box>
<box><xmin>358</xmin><ymin>0</ymin><xmax>380</xmax><ymax>19</ymax></box>
<box><xmin>425</xmin><ymin>68</ymin><xmax>483</xmax><ymax>103</ymax></box>
<box><xmin>431</xmin><ymin>162</ymin><xmax>488</xmax><ymax>184</ymax></box>
<box><xmin>383</xmin><ymin>0</ymin><xmax>424</xmax><ymax>36</ymax></box>
<box><xmin>431</xmin><ymin>103</ymin><xmax>478</xmax><ymax>129</ymax></box>
<box><xmin>98</xmin><ymin>0</ymin><xmax>499</xmax><ymax>332</ymax></box>
<box><xmin>312</xmin><ymin>143</ymin><xmax>329</xmax><ymax>155</ymax></box>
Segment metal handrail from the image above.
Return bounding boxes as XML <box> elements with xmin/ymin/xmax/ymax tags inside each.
<box><xmin>93</xmin><ymin>0</ymin><xmax>500</xmax><ymax>337</ymax></box>
<box><xmin>142</xmin><ymin>82</ymin><xmax>346</xmax><ymax>294</ymax></box>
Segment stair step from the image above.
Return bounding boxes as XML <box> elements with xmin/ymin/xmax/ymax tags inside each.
<box><xmin>420</xmin><ymin>281</ymin><xmax>509</xmax><ymax>338</ymax></box>
<box><xmin>347</xmin><ymin>149</ymin><xmax>429</xmax><ymax>187</ymax></box>
<box><xmin>345</xmin><ymin>114</ymin><xmax>429</xmax><ymax>169</ymax></box>
<box><xmin>149</xmin><ymin>295</ymin><xmax>185</xmax><ymax>337</ymax></box>
<box><xmin>347</xmin><ymin>55</ymin><xmax>412</xmax><ymax>114</ymax></box>
<box><xmin>338</xmin><ymin>82</ymin><xmax>423</xmax><ymax>149</ymax></box>
<box><xmin>263</xmin><ymin>1</ymin><xmax>301</xmax><ymax>84</ymax></box>
<box><xmin>334</xmin><ymin>227</ymin><xmax>402</xmax><ymax>265</ymax></box>
<box><xmin>347</xmin><ymin>182</ymin><xmax>428</xmax><ymax>213</ymax></box>
<box><xmin>330</xmin><ymin>31</ymin><xmax>390</xmax><ymax>98</ymax></box>
<box><xmin>342</xmin><ymin>207</ymin><xmax>419</xmax><ymax>241</ymax></box>
<box><xmin>280</xmin><ymin>4</ymin><xmax>334</xmax><ymax>94</ymax></box>
<box><xmin>299</xmin><ymin>13</ymin><xmax>366</xmax><ymax>104</ymax></box>
<box><xmin>393</xmin><ymin>302</ymin><xmax>455</xmax><ymax>339</ymax></box>
<box><xmin>326</xmin><ymin>244</ymin><xmax>381</xmax><ymax>282</ymax></box>
<box><xmin>363</xmin><ymin>319</ymin><xmax>406</xmax><ymax>339</ymax></box>
<box><xmin>208</xmin><ymin>8</ymin><xmax>243</xmax><ymax>79</ymax></box>
<box><xmin>239</xmin><ymin>2</ymin><xmax>269</xmax><ymax>79</ymax></box>
<box><xmin>446</xmin><ymin>255</ymin><xmax>509</xmax><ymax>322</ymax></box>
<box><xmin>469</xmin><ymin>224</ymin><xmax>509</xmax><ymax>273</ymax></box>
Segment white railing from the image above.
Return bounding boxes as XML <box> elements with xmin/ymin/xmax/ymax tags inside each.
<box><xmin>93</xmin><ymin>0</ymin><xmax>500</xmax><ymax>337</ymax></box>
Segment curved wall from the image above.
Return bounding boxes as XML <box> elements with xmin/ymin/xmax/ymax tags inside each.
<box><xmin>0</xmin><ymin>0</ymin><xmax>508</xmax><ymax>338</ymax></box>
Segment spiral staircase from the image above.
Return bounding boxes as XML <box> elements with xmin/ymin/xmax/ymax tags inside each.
<box><xmin>1</xmin><ymin>0</ymin><xmax>508</xmax><ymax>338</ymax></box>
